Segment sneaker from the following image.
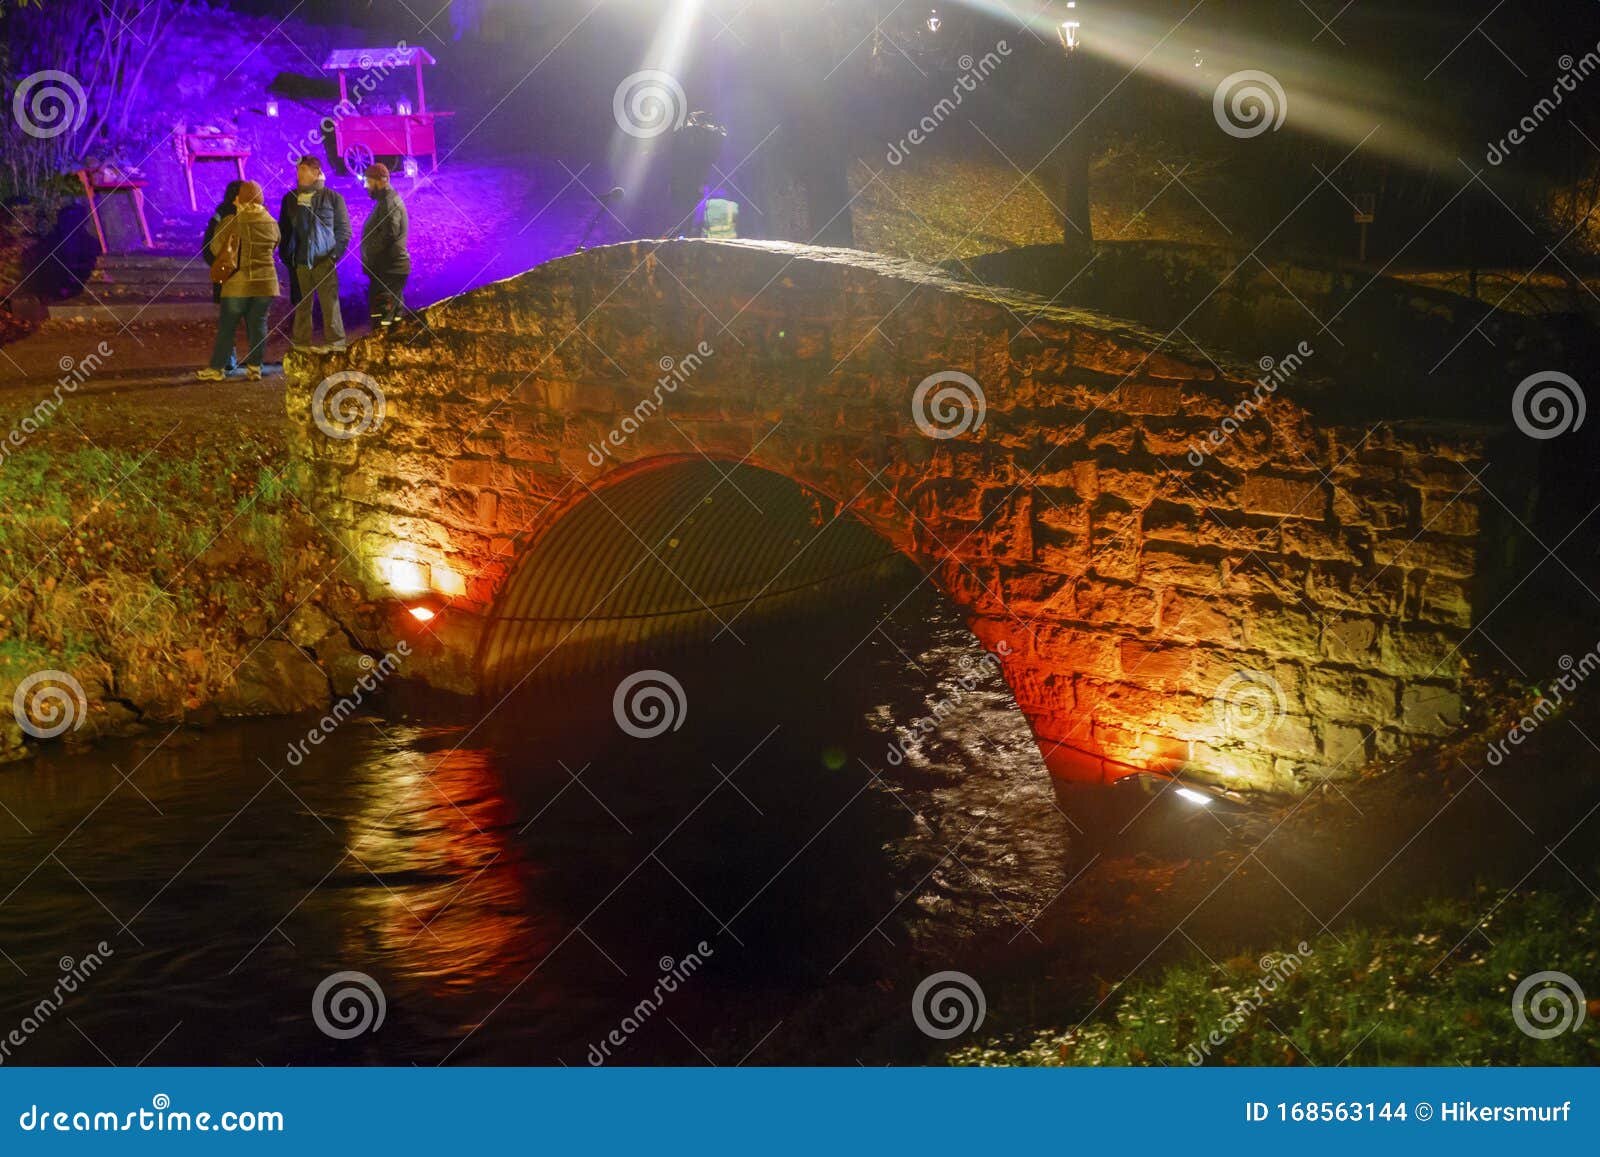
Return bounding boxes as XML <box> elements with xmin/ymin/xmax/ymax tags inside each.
<box><xmin>245</xmin><ymin>366</ymin><xmax>263</xmax><ymax>381</ymax></box>
<box><xmin>195</xmin><ymin>368</ymin><xmax>225</xmax><ymax>381</ymax></box>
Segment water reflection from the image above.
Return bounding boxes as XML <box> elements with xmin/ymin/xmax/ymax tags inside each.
<box><xmin>0</xmin><ymin>585</ymin><xmax>1078</xmax><ymax>1065</ymax></box>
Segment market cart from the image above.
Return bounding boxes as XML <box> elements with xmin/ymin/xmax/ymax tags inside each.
<box><xmin>321</xmin><ymin>46</ymin><xmax>453</xmax><ymax>176</ymax></box>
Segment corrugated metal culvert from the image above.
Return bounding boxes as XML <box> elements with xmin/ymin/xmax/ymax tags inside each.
<box><xmin>478</xmin><ymin>460</ymin><xmax>909</xmax><ymax>692</ymax></box>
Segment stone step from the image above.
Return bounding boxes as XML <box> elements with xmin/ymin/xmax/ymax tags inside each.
<box><xmin>89</xmin><ymin>268</ymin><xmax>212</xmax><ymax>289</ymax></box>
<box><xmin>77</xmin><ymin>285</ymin><xmax>215</xmax><ymax>304</ymax></box>
<box><xmin>99</xmin><ymin>249</ymin><xmax>201</xmax><ymax>265</ymax></box>
<box><xmin>89</xmin><ymin>267</ymin><xmax>211</xmax><ymax>284</ymax></box>
<box><xmin>47</xmin><ymin>299</ymin><xmax>219</xmax><ymax>323</ymax></box>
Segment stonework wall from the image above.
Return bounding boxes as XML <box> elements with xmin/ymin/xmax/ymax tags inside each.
<box><xmin>284</xmin><ymin>239</ymin><xmax>1510</xmax><ymax>794</ymax></box>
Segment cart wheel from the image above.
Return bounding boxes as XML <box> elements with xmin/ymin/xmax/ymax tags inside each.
<box><xmin>342</xmin><ymin>143</ymin><xmax>375</xmax><ymax>177</ymax></box>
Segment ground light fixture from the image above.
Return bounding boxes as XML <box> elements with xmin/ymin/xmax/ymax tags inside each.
<box><xmin>265</xmin><ymin>98</ymin><xmax>279</xmax><ymax>117</ymax></box>
<box><xmin>396</xmin><ymin>98</ymin><xmax>412</xmax><ymax>116</ymax></box>
<box><xmin>403</xmin><ymin>155</ymin><xmax>420</xmax><ymax>178</ymax></box>
<box><xmin>926</xmin><ymin>8</ymin><xmax>941</xmax><ymax>33</ymax></box>
<box><xmin>407</xmin><ymin>605</ymin><xmax>437</xmax><ymax>622</ymax></box>
<box><xmin>1173</xmin><ymin>786</ymin><xmax>1214</xmax><ymax>807</ymax></box>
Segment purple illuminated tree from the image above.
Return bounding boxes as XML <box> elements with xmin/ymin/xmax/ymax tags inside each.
<box><xmin>1</xmin><ymin>0</ymin><xmax>193</xmax><ymax>201</ymax></box>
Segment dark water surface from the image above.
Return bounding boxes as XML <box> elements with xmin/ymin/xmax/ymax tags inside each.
<box><xmin>0</xmin><ymin>587</ymin><xmax>1080</xmax><ymax>1065</ymax></box>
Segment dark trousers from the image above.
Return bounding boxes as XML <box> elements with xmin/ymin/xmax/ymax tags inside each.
<box><xmin>213</xmin><ymin>299</ymin><xmax>236</xmax><ymax>371</ymax></box>
<box><xmin>211</xmin><ymin>295</ymin><xmax>271</xmax><ymax>370</ymax></box>
<box><xmin>368</xmin><ymin>271</ymin><xmax>409</xmax><ymax>327</ymax></box>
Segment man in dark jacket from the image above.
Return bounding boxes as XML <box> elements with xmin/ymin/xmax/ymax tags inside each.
<box><xmin>277</xmin><ymin>155</ymin><xmax>351</xmax><ymax>352</ymax></box>
<box><xmin>360</xmin><ymin>163</ymin><xmax>411</xmax><ymax>330</ymax></box>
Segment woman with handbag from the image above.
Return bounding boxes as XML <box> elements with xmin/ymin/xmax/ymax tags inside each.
<box><xmin>201</xmin><ymin>179</ymin><xmax>243</xmax><ymax>374</ymax></box>
<box><xmin>198</xmin><ymin>180</ymin><xmax>280</xmax><ymax>381</ymax></box>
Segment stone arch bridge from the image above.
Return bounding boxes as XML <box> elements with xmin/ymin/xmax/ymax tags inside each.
<box><xmin>285</xmin><ymin>240</ymin><xmax>1520</xmax><ymax>794</ymax></box>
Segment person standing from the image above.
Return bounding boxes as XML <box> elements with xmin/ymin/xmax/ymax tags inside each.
<box><xmin>201</xmin><ymin>178</ymin><xmax>243</xmax><ymax>373</ymax></box>
<box><xmin>360</xmin><ymin>163</ymin><xmax>411</xmax><ymax>330</ymax></box>
<box><xmin>277</xmin><ymin>155</ymin><xmax>351</xmax><ymax>353</ymax></box>
<box><xmin>197</xmin><ymin>181</ymin><xmax>279</xmax><ymax>381</ymax></box>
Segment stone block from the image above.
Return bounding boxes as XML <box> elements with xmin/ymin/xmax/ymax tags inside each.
<box><xmin>1372</xmin><ymin>534</ymin><xmax>1476</xmax><ymax>578</ymax></box>
<box><xmin>1318</xmin><ymin>722</ymin><xmax>1371</xmax><ymax>775</ymax></box>
<box><xmin>1033</xmin><ymin>624</ymin><xmax>1121</xmax><ymax>676</ymax></box>
<box><xmin>1118</xmin><ymin>640</ymin><xmax>1196</xmax><ymax>684</ymax></box>
<box><xmin>1140</xmin><ymin>544</ymin><xmax>1222</xmax><ymax>591</ymax></box>
<box><xmin>1244</xmin><ymin>606</ymin><xmax>1320</xmax><ymax>657</ymax></box>
<box><xmin>1306</xmin><ymin>668</ymin><xmax>1399</xmax><ymax>723</ymax></box>
<box><xmin>1159</xmin><ymin>590</ymin><xmax>1243</xmax><ymax>646</ymax></box>
<box><xmin>1420</xmin><ymin>491</ymin><xmax>1480</xmax><ymax>537</ymax></box>
<box><xmin>1321</xmin><ymin>616</ymin><xmax>1379</xmax><ymax>664</ymax></box>
<box><xmin>1117</xmin><ymin>382</ymin><xmax>1184</xmax><ymax>415</ymax></box>
<box><xmin>1241</xmin><ymin>473</ymin><xmax>1327</xmax><ymax>519</ymax></box>
<box><xmin>1400</xmin><ymin>684</ymin><xmax>1464</xmax><ymax>734</ymax></box>
<box><xmin>1073</xmin><ymin>579</ymin><xmax>1159</xmax><ymax>627</ymax></box>
<box><xmin>1379</xmin><ymin>625</ymin><xmax>1464</xmax><ymax>679</ymax></box>
<box><xmin>1416</xmin><ymin>574</ymin><xmax>1473</xmax><ymax>628</ymax></box>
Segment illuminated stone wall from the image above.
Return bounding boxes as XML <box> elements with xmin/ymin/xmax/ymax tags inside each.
<box><xmin>284</xmin><ymin>239</ymin><xmax>1518</xmax><ymax>793</ymax></box>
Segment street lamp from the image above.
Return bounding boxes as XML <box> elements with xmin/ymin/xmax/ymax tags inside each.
<box><xmin>1058</xmin><ymin>2</ymin><xmax>1092</xmax><ymax>261</ymax></box>
<box><xmin>1057</xmin><ymin>2</ymin><xmax>1080</xmax><ymax>53</ymax></box>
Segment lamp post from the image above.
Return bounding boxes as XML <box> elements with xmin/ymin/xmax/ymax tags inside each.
<box><xmin>1058</xmin><ymin>3</ymin><xmax>1093</xmax><ymax>262</ymax></box>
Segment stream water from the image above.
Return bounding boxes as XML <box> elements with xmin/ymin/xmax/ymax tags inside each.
<box><xmin>0</xmin><ymin>584</ymin><xmax>1085</xmax><ymax>1066</ymax></box>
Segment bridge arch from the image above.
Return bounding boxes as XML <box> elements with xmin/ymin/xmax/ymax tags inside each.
<box><xmin>285</xmin><ymin>239</ymin><xmax>1502</xmax><ymax>794</ymax></box>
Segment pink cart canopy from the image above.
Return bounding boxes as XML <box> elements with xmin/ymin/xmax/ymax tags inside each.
<box><xmin>320</xmin><ymin>46</ymin><xmax>438</xmax><ymax>71</ymax></box>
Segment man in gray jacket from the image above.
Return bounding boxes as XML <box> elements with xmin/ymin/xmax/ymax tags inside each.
<box><xmin>277</xmin><ymin>155</ymin><xmax>352</xmax><ymax>353</ymax></box>
<box><xmin>360</xmin><ymin>163</ymin><xmax>411</xmax><ymax>330</ymax></box>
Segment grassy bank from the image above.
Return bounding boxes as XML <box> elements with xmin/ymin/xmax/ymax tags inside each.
<box><xmin>0</xmin><ymin>376</ymin><xmax>359</xmax><ymax>758</ymax></box>
<box><xmin>950</xmin><ymin>884</ymin><xmax>1600</xmax><ymax>1066</ymax></box>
